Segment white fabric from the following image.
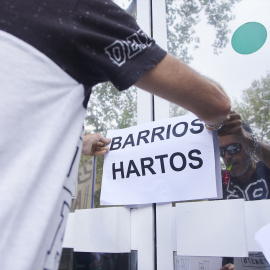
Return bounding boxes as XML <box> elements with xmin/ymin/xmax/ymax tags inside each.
<box><xmin>0</xmin><ymin>30</ymin><xmax>86</xmax><ymax>270</ymax></box>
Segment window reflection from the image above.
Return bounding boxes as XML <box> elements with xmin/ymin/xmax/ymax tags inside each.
<box><xmin>75</xmin><ymin>0</ymin><xmax>138</xmax><ymax>210</ymax></box>
<box><xmin>166</xmin><ymin>0</ymin><xmax>270</xmax><ymax>269</ymax></box>
<box><xmin>73</xmin><ymin>251</ymin><xmax>137</xmax><ymax>270</ymax></box>
<box><xmin>84</xmin><ymin>83</ymin><xmax>137</xmax><ymax>208</ymax></box>
<box><xmin>59</xmin><ymin>0</ymin><xmax>270</xmax><ymax>268</ymax></box>
<box><xmin>218</xmin><ymin>120</ymin><xmax>270</xmax><ymax>200</ymax></box>
<box><xmin>59</xmin><ymin>1</ymin><xmax>138</xmax><ymax>270</ymax></box>
<box><xmin>114</xmin><ymin>0</ymin><xmax>137</xmax><ymax>17</ymax></box>
<box><xmin>167</xmin><ymin>0</ymin><xmax>270</xmax><ymax>118</ymax></box>
<box><xmin>59</xmin><ymin>249</ymin><xmax>137</xmax><ymax>270</ymax></box>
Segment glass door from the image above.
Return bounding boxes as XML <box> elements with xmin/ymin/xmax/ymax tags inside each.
<box><xmin>59</xmin><ymin>1</ymin><xmax>157</xmax><ymax>270</ymax></box>
<box><xmin>60</xmin><ymin>1</ymin><xmax>270</xmax><ymax>269</ymax></box>
<box><xmin>154</xmin><ymin>0</ymin><xmax>270</xmax><ymax>269</ymax></box>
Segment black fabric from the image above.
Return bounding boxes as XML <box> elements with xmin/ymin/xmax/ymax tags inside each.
<box><xmin>222</xmin><ymin>257</ymin><xmax>234</xmax><ymax>266</ymax></box>
<box><xmin>0</xmin><ymin>0</ymin><xmax>166</xmax><ymax>102</ymax></box>
<box><xmin>222</xmin><ymin>161</ymin><xmax>270</xmax><ymax>200</ymax></box>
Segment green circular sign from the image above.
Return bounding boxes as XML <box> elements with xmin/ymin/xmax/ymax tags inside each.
<box><xmin>231</xmin><ymin>22</ymin><xmax>267</xmax><ymax>54</ymax></box>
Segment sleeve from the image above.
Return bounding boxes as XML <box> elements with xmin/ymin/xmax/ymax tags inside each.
<box><xmin>74</xmin><ymin>0</ymin><xmax>167</xmax><ymax>90</ymax></box>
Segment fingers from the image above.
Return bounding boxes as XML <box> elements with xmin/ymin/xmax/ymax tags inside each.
<box><xmin>82</xmin><ymin>133</ymin><xmax>111</xmax><ymax>156</ymax></box>
<box><xmin>218</xmin><ymin>111</ymin><xmax>243</xmax><ymax>136</ymax></box>
<box><xmin>222</xmin><ymin>111</ymin><xmax>240</xmax><ymax>125</ymax></box>
<box><xmin>89</xmin><ymin>134</ymin><xmax>111</xmax><ymax>146</ymax></box>
<box><xmin>92</xmin><ymin>143</ymin><xmax>110</xmax><ymax>156</ymax></box>
<box><xmin>218</xmin><ymin>122</ymin><xmax>242</xmax><ymax>136</ymax></box>
<box><xmin>91</xmin><ymin>137</ymin><xmax>111</xmax><ymax>156</ymax></box>
<box><xmin>92</xmin><ymin>148</ymin><xmax>110</xmax><ymax>156</ymax></box>
<box><xmin>220</xmin><ymin>263</ymin><xmax>234</xmax><ymax>270</ymax></box>
<box><xmin>98</xmin><ymin>135</ymin><xmax>111</xmax><ymax>146</ymax></box>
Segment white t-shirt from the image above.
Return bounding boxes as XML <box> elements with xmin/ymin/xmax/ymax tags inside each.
<box><xmin>0</xmin><ymin>30</ymin><xmax>86</xmax><ymax>270</ymax></box>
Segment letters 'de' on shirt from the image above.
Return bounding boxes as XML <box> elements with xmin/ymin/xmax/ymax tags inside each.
<box><xmin>0</xmin><ymin>1</ymin><xmax>166</xmax><ymax>269</ymax></box>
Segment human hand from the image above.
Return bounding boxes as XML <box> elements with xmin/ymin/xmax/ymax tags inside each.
<box><xmin>82</xmin><ymin>133</ymin><xmax>111</xmax><ymax>156</ymax></box>
<box><xmin>220</xmin><ymin>263</ymin><xmax>235</xmax><ymax>270</ymax></box>
<box><xmin>218</xmin><ymin>111</ymin><xmax>242</xmax><ymax>136</ymax></box>
<box><xmin>218</xmin><ymin>111</ymin><xmax>256</xmax><ymax>150</ymax></box>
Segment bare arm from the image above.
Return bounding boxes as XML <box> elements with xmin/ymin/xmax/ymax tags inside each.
<box><xmin>135</xmin><ymin>54</ymin><xmax>231</xmax><ymax>125</ymax></box>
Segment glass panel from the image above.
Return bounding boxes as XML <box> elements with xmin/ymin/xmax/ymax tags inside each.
<box><xmin>71</xmin><ymin>0</ymin><xmax>138</xmax><ymax>211</ymax></box>
<box><xmin>166</xmin><ymin>1</ymin><xmax>270</xmax><ymax>269</ymax></box>
<box><xmin>59</xmin><ymin>249</ymin><xmax>137</xmax><ymax>270</ymax></box>
<box><xmin>167</xmin><ymin>0</ymin><xmax>270</xmax><ymax>122</ymax></box>
<box><xmin>59</xmin><ymin>1</ymin><xmax>138</xmax><ymax>269</ymax></box>
<box><xmin>173</xmin><ymin>252</ymin><xmax>223</xmax><ymax>270</ymax></box>
<box><xmin>59</xmin><ymin>249</ymin><xmax>74</xmax><ymax>270</ymax></box>
<box><xmin>78</xmin><ymin>0</ymin><xmax>138</xmax><ymax>212</ymax></box>
<box><xmin>83</xmin><ymin>83</ymin><xmax>137</xmax><ymax>208</ymax></box>
<box><xmin>72</xmin><ymin>251</ymin><xmax>137</xmax><ymax>270</ymax></box>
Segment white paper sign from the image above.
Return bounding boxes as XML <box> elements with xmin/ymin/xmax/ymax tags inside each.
<box><xmin>176</xmin><ymin>199</ymin><xmax>248</xmax><ymax>257</ymax></box>
<box><xmin>73</xmin><ymin>207</ymin><xmax>131</xmax><ymax>253</ymax></box>
<box><xmin>101</xmin><ymin>114</ymin><xmax>221</xmax><ymax>205</ymax></box>
<box><xmin>255</xmin><ymin>222</ymin><xmax>270</xmax><ymax>264</ymax></box>
<box><xmin>245</xmin><ymin>200</ymin><xmax>270</xmax><ymax>252</ymax></box>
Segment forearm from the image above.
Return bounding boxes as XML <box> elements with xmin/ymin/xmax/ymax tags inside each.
<box><xmin>135</xmin><ymin>54</ymin><xmax>231</xmax><ymax>124</ymax></box>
